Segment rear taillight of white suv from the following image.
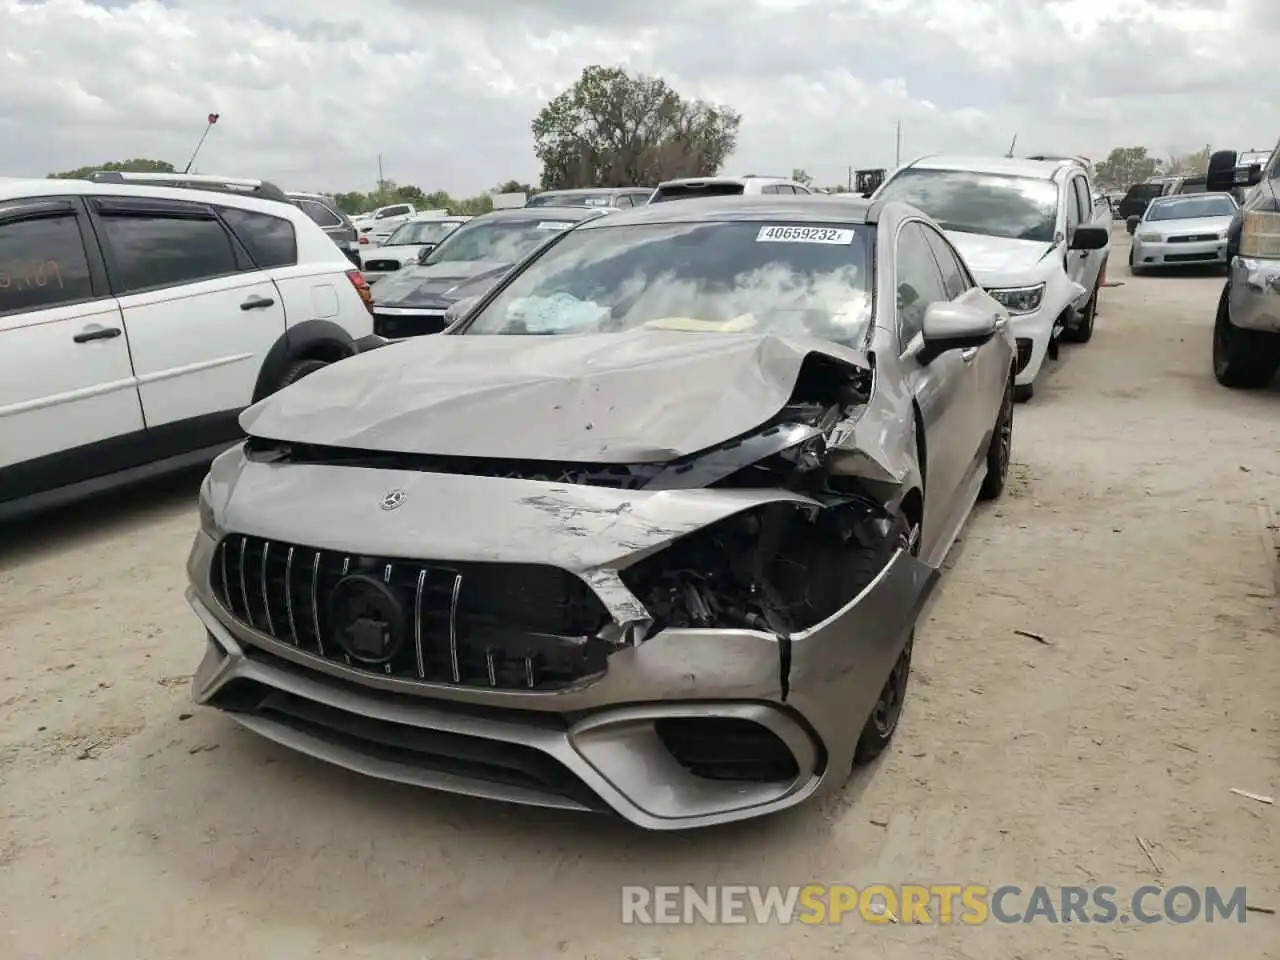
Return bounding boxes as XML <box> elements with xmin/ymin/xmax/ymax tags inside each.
<box><xmin>346</xmin><ymin>270</ymin><xmax>374</xmax><ymax>314</ymax></box>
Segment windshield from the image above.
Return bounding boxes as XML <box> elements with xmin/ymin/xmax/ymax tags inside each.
<box><xmin>462</xmin><ymin>221</ymin><xmax>874</xmax><ymax>343</ymax></box>
<box><xmin>1145</xmin><ymin>196</ymin><xmax>1235</xmax><ymax>220</ymax></box>
<box><xmin>424</xmin><ymin>218</ymin><xmax>578</xmax><ymax>264</ymax></box>
<box><xmin>526</xmin><ymin>193</ymin><xmax>612</xmax><ymax>208</ymax></box>
<box><xmin>875</xmin><ymin>169</ymin><xmax>1060</xmax><ymax>242</ymax></box>
<box><xmin>387</xmin><ymin>220</ymin><xmax>462</xmax><ymax>246</ymax></box>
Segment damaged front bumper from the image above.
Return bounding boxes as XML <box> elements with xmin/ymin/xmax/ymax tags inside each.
<box><xmin>188</xmin><ymin>458</ymin><xmax>937</xmax><ymax>829</ymax></box>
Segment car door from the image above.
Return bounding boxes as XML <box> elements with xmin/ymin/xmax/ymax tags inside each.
<box><xmin>923</xmin><ymin>225</ymin><xmax>1008</xmax><ymax>472</ymax></box>
<box><xmin>0</xmin><ymin>196</ymin><xmax>145</xmax><ymax>504</ymax></box>
<box><xmin>1064</xmin><ymin>175</ymin><xmax>1095</xmax><ymax>301</ymax></box>
<box><xmin>893</xmin><ymin>220</ymin><xmax>973</xmax><ymax>545</ymax></box>
<box><xmin>89</xmin><ymin>196</ymin><xmax>287</xmax><ymax>439</ymax></box>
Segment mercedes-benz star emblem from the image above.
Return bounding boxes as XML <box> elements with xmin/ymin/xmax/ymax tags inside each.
<box><xmin>328</xmin><ymin>574</ymin><xmax>407</xmax><ymax>665</ymax></box>
<box><xmin>380</xmin><ymin>488</ymin><xmax>407</xmax><ymax>511</ymax></box>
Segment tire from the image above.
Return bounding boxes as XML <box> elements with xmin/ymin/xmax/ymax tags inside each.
<box><xmin>276</xmin><ymin>358</ymin><xmax>331</xmax><ymax>392</ymax></box>
<box><xmin>1014</xmin><ymin>382</ymin><xmax>1034</xmax><ymax>402</ymax></box>
<box><xmin>853</xmin><ymin>515</ymin><xmax>919</xmax><ymax>766</ymax></box>
<box><xmin>1128</xmin><ymin>247</ymin><xmax>1144</xmax><ymax>277</ymax></box>
<box><xmin>1061</xmin><ymin>281</ymin><xmax>1098</xmax><ymax>344</ymax></box>
<box><xmin>1213</xmin><ymin>288</ymin><xmax>1280</xmax><ymax>388</ymax></box>
<box><xmin>978</xmin><ymin>376</ymin><xmax>1014</xmax><ymax>501</ymax></box>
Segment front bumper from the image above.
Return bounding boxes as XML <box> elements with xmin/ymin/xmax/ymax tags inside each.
<box><xmin>1131</xmin><ymin>237</ymin><xmax>1227</xmax><ymax>267</ymax></box>
<box><xmin>1226</xmin><ymin>256</ymin><xmax>1280</xmax><ymax>333</ymax></box>
<box><xmin>1007</xmin><ymin>307</ymin><xmax>1055</xmax><ymax>387</ymax></box>
<box><xmin>185</xmin><ymin>473</ymin><xmax>936</xmax><ymax>828</ymax></box>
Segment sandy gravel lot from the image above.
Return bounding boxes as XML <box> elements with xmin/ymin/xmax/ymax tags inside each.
<box><xmin>1</xmin><ymin>235</ymin><xmax>1277</xmax><ymax>959</ymax></box>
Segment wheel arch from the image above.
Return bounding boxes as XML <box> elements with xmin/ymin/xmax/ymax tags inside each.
<box><xmin>252</xmin><ymin>320</ymin><xmax>358</xmax><ymax>402</ymax></box>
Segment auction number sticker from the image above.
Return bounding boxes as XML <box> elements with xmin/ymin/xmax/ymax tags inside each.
<box><xmin>756</xmin><ymin>225</ymin><xmax>854</xmax><ymax>244</ymax></box>
<box><xmin>537</xmin><ymin>221</ymin><xmax>574</xmax><ymax>230</ymax></box>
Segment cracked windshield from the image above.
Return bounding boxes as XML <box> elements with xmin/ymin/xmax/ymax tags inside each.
<box><xmin>464</xmin><ymin>221</ymin><xmax>873</xmax><ymax>341</ymax></box>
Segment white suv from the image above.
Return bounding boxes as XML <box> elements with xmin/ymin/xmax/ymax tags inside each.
<box><xmin>0</xmin><ymin>177</ymin><xmax>382</xmax><ymax>520</ymax></box>
<box><xmin>649</xmin><ymin>175</ymin><xmax>813</xmax><ymax>202</ymax></box>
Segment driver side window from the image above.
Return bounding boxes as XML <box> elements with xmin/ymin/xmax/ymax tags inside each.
<box><xmin>895</xmin><ymin>222</ymin><xmax>950</xmax><ymax>353</ymax></box>
<box><xmin>1064</xmin><ymin>179</ymin><xmax>1081</xmax><ymax>233</ymax></box>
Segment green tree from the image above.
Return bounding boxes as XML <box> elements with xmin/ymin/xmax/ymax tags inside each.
<box><xmin>1161</xmin><ymin>147</ymin><xmax>1211</xmax><ymax>177</ymax></box>
<box><xmin>48</xmin><ymin>158</ymin><xmax>176</xmax><ymax>179</ymax></box>
<box><xmin>1094</xmin><ymin>147</ymin><xmax>1158</xmax><ymax>189</ymax></box>
<box><xmin>531</xmin><ymin>64</ymin><xmax>741</xmax><ymax>189</ymax></box>
<box><xmin>494</xmin><ymin>180</ymin><xmax>535</xmax><ymax>195</ymax></box>
<box><xmin>791</xmin><ymin>168</ymin><xmax>813</xmax><ymax>186</ymax></box>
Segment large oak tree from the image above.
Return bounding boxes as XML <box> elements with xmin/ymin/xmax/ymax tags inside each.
<box><xmin>531</xmin><ymin>65</ymin><xmax>741</xmax><ymax>189</ymax></box>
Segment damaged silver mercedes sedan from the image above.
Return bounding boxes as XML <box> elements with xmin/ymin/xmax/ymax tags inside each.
<box><xmin>186</xmin><ymin>196</ymin><xmax>1017</xmax><ymax>830</ymax></box>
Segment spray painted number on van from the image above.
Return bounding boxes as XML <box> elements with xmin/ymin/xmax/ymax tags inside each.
<box><xmin>755</xmin><ymin>225</ymin><xmax>855</xmax><ymax>245</ymax></box>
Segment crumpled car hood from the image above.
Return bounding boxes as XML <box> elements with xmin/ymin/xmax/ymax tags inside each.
<box><xmin>947</xmin><ymin>232</ymin><xmax>1055</xmax><ymax>283</ymax></box>
<box><xmin>240</xmin><ymin>330</ymin><xmax>871</xmax><ymax>463</ymax></box>
<box><xmin>372</xmin><ymin>259</ymin><xmax>511</xmax><ymax>307</ymax></box>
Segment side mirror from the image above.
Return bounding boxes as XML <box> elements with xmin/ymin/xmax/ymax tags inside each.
<box><xmin>443</xmin><ymin>295</ymin><xmax>481</xmax><ymax>330</ymax></box>
<box><xmin>415</xmin><ymin>244</ymin><xmax>436</xmax><ymax>264</ymax></box>
<box><xmin>1070</xmin><ymin>225</ymin><xmax>1109</xmax><ymax>250</ymax></box>
<box><xmin>1205</xmin><ymin>150</ymin><xmax>1239</xmax><ymax>191</ymax></box>
<box><xmin>919</xmin><ymin>301</ymin><xmax>996</xmax><ymax>363</ymax></box>
<box><xmin>1126</xmin><ymin>215</ymin><xmax>1140</xmax><ymax>235</ymax></box>
<box><xmin>1245</xmin><ymin>164</ymin><xmax>1263</xmax><ymax>186</ymax></box>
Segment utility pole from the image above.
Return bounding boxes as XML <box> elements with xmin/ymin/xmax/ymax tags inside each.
<box><xmin>895</xmin><ymin>121</ymin><xmax>902</xmax><ymax>167</ymax></box>
<box><xmin>1006</xmin><ymin>133</ymin><xmax>1018</xmax><ymax>158</ymax></box>
<box><xmin>847</xmin><ymin>165</ymin><xmax>852</xmax><ymax>192</ymax></box>
<box><xmin>377</xmin><ymin>153</ymin><xmax>385</xmax><ymax>190</ymax></box>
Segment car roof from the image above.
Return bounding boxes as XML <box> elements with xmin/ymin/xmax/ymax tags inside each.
<box><xmin>471</xmin><ymin>205</ymin><xmax>610</xmax><ymax>223</ymax></box>
<box><xmin>656</xmin><ymin>175</ymin><xmax>794</xmax><ymax>187</ymax></box>
<box><xmin>903</xmin><ymin>155</ymin><xmax>1063</xmax><ymax>180</ymax></box>
<box><xmin>536</xmin><ymin>187</ymin><xmax>641</xmax><ymax>196</ymax></box>
<box><xmin>0</xmin><ymin>176</ymin><xmax>314</xmax><ymax>217</ymax></box>
<box><xmin>575</xmin><ymin>196</ymin><xmax>874</xmax><ymax>229</ymax></box>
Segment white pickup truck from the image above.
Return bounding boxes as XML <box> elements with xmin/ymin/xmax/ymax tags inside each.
<box><xmin>872</xmin><ymin>155</ymin><xmax>1111</xmax><ymax>400</ymax></box>
<box><xmin>351</xmin><ymin>203</ymin><xmax>444</xmax><ymax>247</ymax></box>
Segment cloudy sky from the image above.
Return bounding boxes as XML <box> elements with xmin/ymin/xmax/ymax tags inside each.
<box><xmin>1</xmin><ymin>0</ymin><xmax>1277</xmax><ymax>196</ymax></box>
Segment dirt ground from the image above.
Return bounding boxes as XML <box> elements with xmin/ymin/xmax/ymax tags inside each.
<box><xmin>1</xmin><ymin>234</ymin><xmax>1277</xmax><ymax>959</ymax></box>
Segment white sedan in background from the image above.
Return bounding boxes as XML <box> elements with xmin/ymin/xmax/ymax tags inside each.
<box><xmin>872</xmin><ymin>155</ymin><xmax>1110</xmax><ymax>401</ymax></box>
<box><xmin>1128</xmin><ymin>194</ymin><xmax>1237</xmax><ymax>274</ymax></box>
<box><xmin>359</xmin><ymin>216</ymin><xmax>471</xmax><ymax>283</ymax></box>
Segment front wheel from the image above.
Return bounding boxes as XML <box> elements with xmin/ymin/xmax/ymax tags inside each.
<box><xmin>1013</xmin><ymin>382</ymin><xmax>1034</xmax><ymax>402</ymax></box>
<box><xmin>852</xmin><ymin>518</ymin><xmax>919</xmax><ymax>766</ymax></box>
<box><xmin>1061</xmin><ymin>280</ymin><xmax>1098</xmax><ymax>344</ymax></box>
<box><xmin>978</xmin><ymin>376</ymin><xmax>1014</xmax><ymax>501</ymax></box>
<box><xmin>1213</xmin><ymin>289</ymin><xmax>1280</xmax><ymax>388</ymax></box>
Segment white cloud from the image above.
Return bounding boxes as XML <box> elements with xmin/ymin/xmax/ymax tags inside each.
<box><xmin>0</xmin><ymin>0</ymin><xmax>1276</xmax><ymax>195</ymax></box>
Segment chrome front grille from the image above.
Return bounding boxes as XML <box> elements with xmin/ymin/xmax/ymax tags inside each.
<box><xmin>210</xmin><ymin>534</ymin><xmax>614</xmax><ymax>690</ymax></box>
<box><xmin>1168</xmin><ymin>233</ymin><xmax>1218</xmax><ymax>243</ymax></box>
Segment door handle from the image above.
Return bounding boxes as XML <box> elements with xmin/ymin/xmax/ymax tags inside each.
<box><xmin>960</xmin><ymin>347</ymin><xmax>979</xmax><ymax>362</ymax></box>
<box><xmin>73</xmin><ymin>326</ymin><xmax>122</xmax><ymax>344</ymax></box>
<box><xmin>240</xmin><ymin>295</ymin><xmax>276</xmax><ymax>310</ymax></box>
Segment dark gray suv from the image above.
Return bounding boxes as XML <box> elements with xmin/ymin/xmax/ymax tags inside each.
<box><xmin>286</xmin><ymin>191</ymin><xmax>360</xmax><ymax>266</ymax></box>
<box><xmin>1206</xmin><ymin>141</ymin><xmax>1280</xmax><ymax>388</ymax></box>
